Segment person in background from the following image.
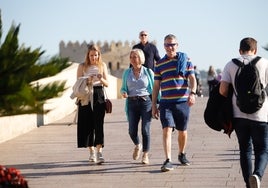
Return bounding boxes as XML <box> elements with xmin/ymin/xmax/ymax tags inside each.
<box><xmin>207</xmin><ymin>65</ymin><xmax>218</xmax><ymax>94</ymax></box>
<box><xmin>219</xmin><ymin>37</ymin><xmax>268</xmax><ymax>188</ymax></box>
<box><xmin>151</xmin><ymin>34</ymin><xmax>197</xmax><ymax>172</ymax></box>
<box><xmin>76</xmin><ymin>44</ymin><xmax>109</xmax><ymax>164</ymax></box>
<box><xmin>194</xmin><ymin>65</ymin><xmax>203</xmax><ymax>97</ymax></box>
<box><xmin>217</xmin><ymin>70</ymin><xmax>222</xmax><ymax>81</ymax></box>
<box><xmin>121</xmin><ymin>48</ymin><xmax>154</xmax><ymax>165</ymax></box>
<box><xmin>132</xmin><ymin>30</ymin><xmax>161</xmax><ymax>71</ymax></box>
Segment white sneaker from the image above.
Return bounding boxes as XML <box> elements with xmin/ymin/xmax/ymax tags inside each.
<box><xmin>89</xmin><ymin>151</ymin><xmax>96</xmax><ymax>162</ymax></box>
<box><xmin>133</xmin><ymin>144</ymin><xmax>142</xmax><ymax>160</ymax></box>
<box><xmin>141</xmin><ymin>153</ymin><xmax>149</xmax><ymax>164</ymax></box>
<box><xmin>96</xmin><ymin>152</ymin><xmax>105</xmax><ymax>164</ymax></box>
<box><xmin>249</xmin><ymin>174</ymin><xmax>260</xmax><ymax>188</ymax></box>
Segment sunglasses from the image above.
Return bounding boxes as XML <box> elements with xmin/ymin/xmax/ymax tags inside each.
<box><xmin>164</xmin><ymin>43</ymin><xmax>177</xmax><ymax>47</ymax></box>
<box><xmin>140</xmin><ymin>34</ymin><xmax>147</xmax><ymax>37</ymax></box>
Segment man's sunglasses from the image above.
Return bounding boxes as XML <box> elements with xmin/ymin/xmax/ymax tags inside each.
<box><xmin>164</xmin><ymin>43</ymin><xmax>177</xmax><ymax>47</ymax></box>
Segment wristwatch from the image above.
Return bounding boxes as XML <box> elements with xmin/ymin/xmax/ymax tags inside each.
<box><xmin>190</xmin><ymin>91</ymin><xmax>196</xmax><ymax>95</ymax></box>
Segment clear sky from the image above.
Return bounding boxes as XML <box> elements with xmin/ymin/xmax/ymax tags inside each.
<box><xmin>1</xmin><ymin>0</ymin><xmax>268</xmax><ymax>71</ymax></box>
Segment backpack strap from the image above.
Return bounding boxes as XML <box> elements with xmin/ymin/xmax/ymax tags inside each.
<box><xmin>232</xmin><ymin>59</ymin><xmax>243</xmax><ymax>97</ymax></box>
<box><xmin>232</xmin><ymin>56</ymin><xmax>261</xmax><ymax>67</ymax></box>
<box><xmin>251</xmin><ymin>56</ymin><xmax>268</xmax><ymax>95</ymax></box>
<box><xmin>250</xmin><ymin>56</ymin><xmax>261</xmax><ymax>65</ymax></box>
<box><xmin>232</xmin><ymin>58</ymin><xmax>243</xmax><ymax>67</ymax></box>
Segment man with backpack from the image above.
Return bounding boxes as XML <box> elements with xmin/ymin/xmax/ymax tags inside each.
<box><xmin>219</xmin><ymin>37</ymin><xmax>268</xmax><ymax>188</ymax></box>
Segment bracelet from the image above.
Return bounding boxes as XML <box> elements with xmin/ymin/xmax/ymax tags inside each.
<box><xmin>190</xmin><ymin>91</ymin><xmax>196</xmax><ymax>95</ymax></box>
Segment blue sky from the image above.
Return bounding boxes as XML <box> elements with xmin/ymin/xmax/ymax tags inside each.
<box><xmin>1</xmin><ymin>0</ymin><xmax>268</xmax><ymax>71</ymax></box>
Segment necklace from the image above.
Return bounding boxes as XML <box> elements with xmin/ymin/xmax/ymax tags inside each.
<box><xmin>133</xmin><ymin>68</ymin><xmax>141</xmax><ymax>73</ymax></box>
<box><xmin>132</xmin><ymin>68</ymin><xmax>141</xmax><ymax>79</ymax></box>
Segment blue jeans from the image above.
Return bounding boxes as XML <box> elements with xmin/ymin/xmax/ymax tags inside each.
<box><xmin>128</xmin><ymin>96</ymin><xmax>152</xmax><ymax>152</ymax></box>
<box><xmin>234</xmin><ymin>118</ymin><xmax>268</xmax><ymax>185</ymax></box>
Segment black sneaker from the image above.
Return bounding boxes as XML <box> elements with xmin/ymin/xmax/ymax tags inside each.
<box><xmin>178</xmin><ymin>153</ymin><xmax>190</xmax><ymax>166</ymax></box>
<box><xmin>161</xmin><ymin>159</ymin><xmax>174</xmax><ymax>172</ymax></box>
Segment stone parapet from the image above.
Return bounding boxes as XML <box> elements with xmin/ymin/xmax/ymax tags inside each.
<box><xmin>0</xmin><ymin>62</ymin><xmax>119</xmax><ymax>143</ymax></box>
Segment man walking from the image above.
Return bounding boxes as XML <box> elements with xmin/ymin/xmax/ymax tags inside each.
<box><xmin>151</xmin><ymin>34</ymin><xmax>196</xmax><ymax>172</ymax></box>
<box><xmin>220</xmin><ymin>37</ymin><xmax>268</xmax><ymax>188</ymax></box>
<box><xmin>132</xmin><ymin>30</ymin><xmax>161</xmax><ymax>71</ymax></box>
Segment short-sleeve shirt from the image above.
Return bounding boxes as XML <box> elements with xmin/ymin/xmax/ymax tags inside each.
<box><xmin>221</xmin><ymin>55</ymin><xmax>268</xmax><ymax>122</ymax></box>
<box><xmin>154</xmin><ymin>54</ymin><xmax>195</xmax><ymax>103</ymax></box>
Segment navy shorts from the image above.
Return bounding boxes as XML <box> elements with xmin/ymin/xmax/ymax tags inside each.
<box><xmin>159</xmin><ymin>102</ymin><xmax>190</xmax><ymax>131</ymax></box>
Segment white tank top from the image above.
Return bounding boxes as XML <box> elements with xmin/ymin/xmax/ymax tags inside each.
<box><xmin>83</xmin><ymin>65</ymin><xmax>102</xmax><ymax>86</ymax></box>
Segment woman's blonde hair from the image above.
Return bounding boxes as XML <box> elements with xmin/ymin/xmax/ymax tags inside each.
<box><xmin>84</xmin><ymin>44</ymin><xmax>103</xmax><ymax>73</ymax></box>
<box><xmin>130</xmin><ymin>48</ymin><xmax>145</xmax><ymax>64</ymax></box>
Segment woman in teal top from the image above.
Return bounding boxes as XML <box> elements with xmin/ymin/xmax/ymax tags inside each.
<box><xmin>121</xmin><ymin>49</ymin><xmax>154</xmax><ymax>165</ymax></box>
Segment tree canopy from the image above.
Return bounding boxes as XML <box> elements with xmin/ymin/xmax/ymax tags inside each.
<box><xmin>0</xmin><ymin>11</ymin><xmax>71</xmax><ymax>116</ymax></box>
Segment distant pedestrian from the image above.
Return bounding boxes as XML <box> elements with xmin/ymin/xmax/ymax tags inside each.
<box><xmin>194</xmin><ymin>65</ymin><xmax>203</xmax><ymax>97</ymax></box>
<box><xmin>216</xmin><ymin>70</ymin><xmax>222</xmax><ymax>81</ymax></box>
<box><xmin>219</xmin><ymin>37</ymin><xmax>268</xmax><ymax>188</ymax></box>
<box><xmin>151</xmin><ymin>34</ymin><xmax>197</xmax><ymax>172</ymax></box>
<box><xmin>207</xmin><ymin>65</ymin><xmax>218</xmax><ymax>94</ymax></box>
<box><xmin>121</xmin><ymin>49</ymin><xmax>154</xmax><ymax>164</ymax></box>
<box><xmin>132</xmin><ymin>30</ymin><xmax>161</xmax><ymax>71</ymax></box>
<box><xmin>75</xmin><ymin>44</ymin><xmax>109</xmax><ymax>164</ymax></box>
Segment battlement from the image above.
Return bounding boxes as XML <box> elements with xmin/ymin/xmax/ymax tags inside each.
<box><xmin>59</xmin><ymin>40</ymin><xmax>157</xmax><ymax>78</ymax></box>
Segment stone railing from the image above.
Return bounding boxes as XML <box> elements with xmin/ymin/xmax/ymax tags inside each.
<box><xmin>0</xmin><ymin>62</ymin><xmax>119</xmax><ymax>143</ymax></box>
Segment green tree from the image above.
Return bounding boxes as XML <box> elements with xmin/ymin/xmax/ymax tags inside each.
<box><xmin>0</xmin><ymin>11</ymin><xmax>71</xmax><ymax>116</ymax></box>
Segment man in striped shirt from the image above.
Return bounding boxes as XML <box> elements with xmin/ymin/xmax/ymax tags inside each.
<box><xmin>151</xmin><ymin>34</ymin><xmax>197</xmax><ymax>172</ymax></box>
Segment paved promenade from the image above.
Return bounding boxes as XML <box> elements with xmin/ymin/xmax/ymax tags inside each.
<box><xmin>1</xmin><ymin>98</ymin><xmax>267</xmax><ymax>188</ymax></box>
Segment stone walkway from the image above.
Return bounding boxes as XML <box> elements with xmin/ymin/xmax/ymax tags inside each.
<box><xmin>0</xmin><ymin>98</ymin><xmax>267</xmax><ymax>188</ymax></box>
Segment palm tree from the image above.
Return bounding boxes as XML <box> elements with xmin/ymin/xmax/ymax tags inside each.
<box><xmin>0</xmin><ymin>10</ymin><xmax>71</xmax><ymax>116</ymax></box>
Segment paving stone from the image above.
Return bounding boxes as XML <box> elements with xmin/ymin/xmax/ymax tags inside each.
<box><xmin>0</xmin><ymin>98</ymin><xmax>267</xmax><ymax>188</ymax></box>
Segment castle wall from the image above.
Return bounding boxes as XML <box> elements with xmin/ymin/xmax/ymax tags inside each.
<box><xmin>59</xmin><ymin>40</ymin><xmax>135</xmax><ymax>72</ymax></box>
<box><xmin>59</xmin><ymin>40</ymin><xmax>157</xmax><ymax>78</ymax></box>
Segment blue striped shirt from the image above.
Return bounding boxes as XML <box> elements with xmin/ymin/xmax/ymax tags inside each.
<box><xmin>155</xmin><ymin>53</ymin><xmax>195</xmax><ymax>103</ymax></box>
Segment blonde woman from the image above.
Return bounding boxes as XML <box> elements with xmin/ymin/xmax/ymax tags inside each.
<box><xmin>121</xmin><ymin>49</ymin><xmax>154</xmax><ymax>164</ymax></box>
<box><xmin>76</xmin><ymin>44</ymin><xmax>109</xmax><ymax>164</ymax></box>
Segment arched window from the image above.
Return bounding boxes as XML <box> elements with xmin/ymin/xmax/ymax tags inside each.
<box><xmin>108</xmin><ymin>62</ymin><xmax>112</xmax><ymax>70</ymax></box>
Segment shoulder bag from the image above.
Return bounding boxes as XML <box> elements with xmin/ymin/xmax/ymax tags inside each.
<box><xmin>104</xmin><ymin>88</ymin><xmax>112</xmax><ymax>113</ymax></box>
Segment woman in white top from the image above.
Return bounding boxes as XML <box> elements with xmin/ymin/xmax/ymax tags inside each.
<box><xmin>76</xmin><ymin>44</ymin><xmax>109</xmax><ymax>164</ymax></box>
